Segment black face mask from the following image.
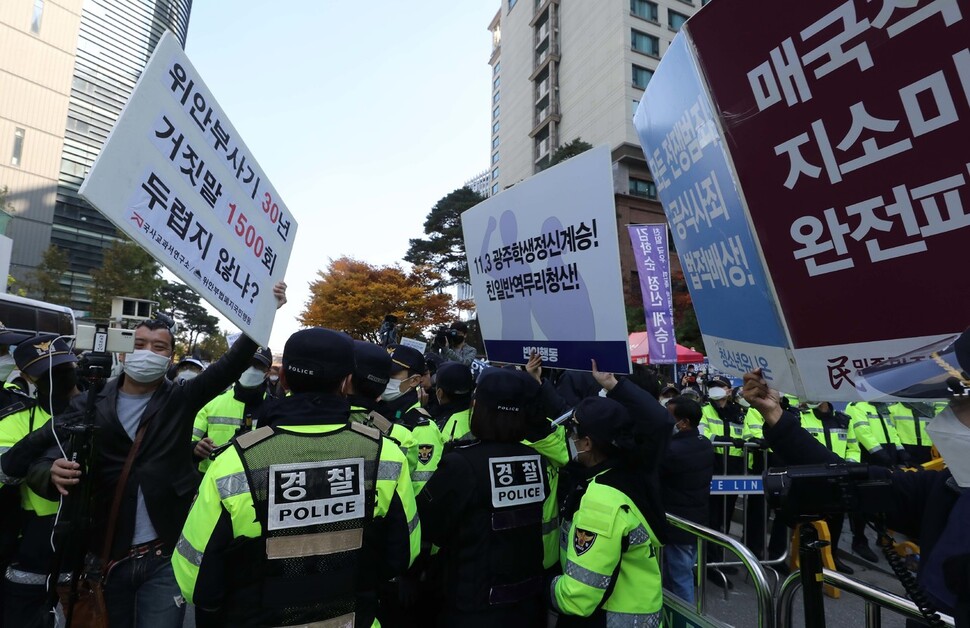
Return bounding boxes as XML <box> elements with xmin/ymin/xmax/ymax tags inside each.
<box><xmin>36</xmin><ymin>366</ymin><xmax>77</xmax><ymax>399</ymax></box>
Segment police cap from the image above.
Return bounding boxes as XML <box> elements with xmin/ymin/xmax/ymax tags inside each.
<box><xmin>573</xmin><ymin>397</ymin><xmax>636</xmax><ymax>451</ymax></box>
<box><xmin>353</xmin><ymin>340</ymin><xmax>392</xmax><ymax>388</ymax></box>
<box><xmin>436</xmin><ymin>361</ymin><xmax>475</xmax><ymax>396</ymax></box>
<box><xmin>252</xmin><ymin>346</ymin><xmax>273</xmax><ymax>368</ymax></box>
<box><xmin>708</xmin><ymin>377</ymin><xmax>731</xmax><ymax>389</ymax></box>
<box><xmin>282</xmin><ymin>328</ymin><xmax>354</xmax><ymax>379</ymax></box>
<box><xmin>14</xmin><ymin>334</ymin><xmax>77</xmax><ymax>378</ymax></box>
<box><xmin>474</xmin><ymin>368</ymin><xmax>539</xmax><ymax>413</ymax></box>
<box><xmin>387</xmin><ymin>344</ymin><xmax>426</xmax><ymax>376</ymax></box>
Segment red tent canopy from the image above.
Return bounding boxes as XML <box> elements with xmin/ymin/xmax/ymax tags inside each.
<box><xmin>628</xmin><ymin>332</ymin><xmax>705</xmax><ymax>364</ymax></box>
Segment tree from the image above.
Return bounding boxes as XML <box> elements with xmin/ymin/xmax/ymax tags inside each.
<box><xmin>27</xmin><ymin>246</ymin><xmax>71</xmax><ymax>303</ymax></box>
<box><xmin>157</xmin><ymin>280</ymin><xmax>221</xmax><ymax>354</ymax></box>
<box><xmin>404</xmin><ymin>187</ymin><xmax>485</xmax><ymax>288</ymax></box>
<box><xmin>300</xmin><ymin>257</ymin><xmax>454</xmax><ymax>342</ymax></box>
<box><xmin>548</xmin><ymin>137</ymin><xmax>594</xmax><ymax>168</ymax></box>
<box><xmin>197</xmin><ymin>332</ymin><xmax>229</xmax><ymax>362</ymax></box>
<box><xmin>89</xmin><ymin>238</ymin><xmax>163</xmax><ymax>319</ymax></box>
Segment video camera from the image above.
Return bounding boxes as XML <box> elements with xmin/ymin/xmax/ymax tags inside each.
<box><xmin>764</xmin><ymin>463</ymin><xmax>893</xmax><ymax>523</ymax></box>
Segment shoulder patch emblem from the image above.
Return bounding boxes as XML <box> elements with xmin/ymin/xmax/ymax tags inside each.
<box><xmin>417</xmin><ymin>444</ymin><xmax>434</xmax><ymax>465</ymax></box>
<box><xmin>574</xmin><ymin>528</ymin><xmax>597</xmax><ymax>556</ymax></box>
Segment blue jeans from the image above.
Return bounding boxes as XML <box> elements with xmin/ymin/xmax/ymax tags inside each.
<box><xmin>103</xmin><ymin>552</ymin><xmax>185</xmax><ymax>628</ymax></box>
<box><xmin>663</xmin><ymin>543</ymin><xmax>697</xmax><ymax>604</ymax></box>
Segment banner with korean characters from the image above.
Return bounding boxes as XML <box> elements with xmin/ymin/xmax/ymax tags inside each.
<box><xmin>628</xmin><ymin>224</ymin><xmax>677</xmax><ymax>364</ymax></box>
<box><xmin>461</xmin><ymin>145</ymin><xmax>631</xmax><ymax>373</ymax></box>
<box><xmin>635</xmin><ymin>0</ymin><xmax>969</xmax><ymax>401</ymax></box>
<box><xmin>79</xmin><ymin>31</ymin><xmax>296</xmax><ymax>346</ymax></box>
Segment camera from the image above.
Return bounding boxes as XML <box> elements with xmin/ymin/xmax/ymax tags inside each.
<box><xmin>764</xmin><ymin>463</ymin><xmax>893</xmax><ymax>523</ymax></box>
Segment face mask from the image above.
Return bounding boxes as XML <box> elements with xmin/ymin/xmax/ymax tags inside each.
<box><xmin>804</xmin><ymin>402</ymin><xmax>821</xmax><ymax>409</ymax></box>
<box><xmin>598</xmin><ymin>388</ymin><xmax>608</xmax><ymax>398</ymax></box>
<box><xmin>567</xmin><ymin>437</ymin><xmax>589</xmax><ymax>463</ymax></box>
<box><xmin>0</xmin><ymin>354</ymin><xmax>15</xmax><ymax>382</ymax></box>
<box><xmin>382</xmin><ymin>378</ymin><xmax>404</xmax><ymax>401</ymax></box>
<box><xmin>37</xmin><ymin>368</ymin><xmax>77</xmax><ymax>397</ymax></box>
<box><xmin>123</xmin><ymin>349</ymin><xmax>171</xmax><ymax>383</ymax></box>
<box><xmin>659</xmin><ymin>396</ymin><xmax>673</xmax><ymax>405</ymax></box>
<box><xmin>708</xmin><ymin>387</ymin><xmax>728</xmax><ymax>401</ymax></box>
<box><xmin>175</xmin><ymin>371</ymin><xmax>198</xmax><ymax>383</ymax></box>
<box><xmin>238</xmin><ymin>367</ymin><xmax>266</xmax><ymax>388</ymax></box>
<box><xmin>268</xmin><ymin>375</ymin><xmax>279</xmax><ymax>384</ymax></box>
<box><xmin>926</xmin><ymin>405</ymin><xmax>970</xmax><ymax>487</ymax></box>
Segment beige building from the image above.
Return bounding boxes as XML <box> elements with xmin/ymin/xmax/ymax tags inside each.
<box><xmin>488</xmin><ymin>0</ymin><xmax>707</xmax><ymax>296</ymax></box>
<box><xmin>0</xmin><ymin>0</ymin><xmax>83</xmax><ymax>280</ymax></box>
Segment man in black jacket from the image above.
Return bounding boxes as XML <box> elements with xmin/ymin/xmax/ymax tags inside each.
<box><xmin>660</xmin><ymin>397</ymin><xmax>714</xmax><ymax>604</ymax></box>
<box><xmin>37</xmin><ymin>281</ymin><xmax>287</xmax><ymax>628</ymax></box>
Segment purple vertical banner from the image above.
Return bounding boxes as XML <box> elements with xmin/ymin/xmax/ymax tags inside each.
<box><xmin>628</xmin><ymin>224</ymin><xmax>676</xmax><ymax>364</ymax></box>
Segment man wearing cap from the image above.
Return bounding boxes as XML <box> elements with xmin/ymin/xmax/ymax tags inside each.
<box><xmin>35</xmin><ymin>281</ymin><xmax>288</xmax><ymax>628</ymax></box>
<box><xmin>744</xmin><ymin>328</ymin><xmax>970</xmax><ymax>626</ymax></box>
<box><xmin>0</xmin><ymin>335</ymin><xmax>79</xmax><ymax>627</ymax></box>
<box><xmin>171</xmin><ymin>357</ymin><xmax>205</xmax><ymax>383</ymax></box>
<box><xmin>173</xmin><ymin>328</ymin><xmax>420</xmax><ymax>627</ymax></box>
<box><xmin>435</xmin><ymin>361</ymin><xmax>475</xmax><ymax>443</ymax></box>
<box><xmin>433</xmin><ymin>321</ymin><xmax>477</xmax><ymax>366</ymax></box>
<box><xmin>699</xmin><ymin>377</ymin><xmax>745</xmax><ymax>579</ymax></box>
<box><xmin>192</xmin><ymin>346</ymin><xmax>274</xmax><ymax>472</ymax></box>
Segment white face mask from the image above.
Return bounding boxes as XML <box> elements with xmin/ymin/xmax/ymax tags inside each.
<box><xmin>268</xmin><ymin>375</ymin><xmax>279</xmax><ymax>384</ymax></box>
<box><xmin>175</xmin><ymin>370</ymin><xmax>199</xmax><ymax>383</ymax></box>
<box><xmin>659</xmin><ymin>396</ymin><xmax>674</xmax><ymax>405</ymax></box>
<box><xmin>0</xmin><ymin>354</ymin><xmax>15</xmax><ymax>382</ymax></box>
<box><xmin>708</xmin><ymin>387</ymin><xmax>728</xmax><ymax>401</ymax></box>
<box><xmin>123</xmin><ymin>349</ymin><xmax>171</xmax><ymax>384</ymax></box>
<box><xmin>567</xmin><ymin>437</ymin><xmax>589</xmax><ymax>463</ymax></box>
<box><xmin>238</xmin><ymin>367</ymin><xmax>266</xmax><ymax>388</ymax></box>
<box><xmin>382</xmin><ymin>378</ymin><xmax>404</xmax><ymax>401</ymax></box>
<box><xmin>926</xmin><ymin>405</ymin><xmax>970</xmax><ymax>487</ymax></box>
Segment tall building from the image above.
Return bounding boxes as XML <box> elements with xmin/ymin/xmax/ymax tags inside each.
<box><xmin>1</xmin><ymin>0</ymin><xmax>84</xmax><ymax>286</ymax></box>
<box><xmin>464</xmin><ymin>169</ymin><xmax>492</xmax><ymax>198</ymax></box>
<box><xmin>51</xmin><ymin>0</ymin><xmax>192</xmax><ymax>312</ymax></box>
<box><xmin>488</xmin><ymin>0</ymin><xmax>708</xmax><ymax>298</ymax></box>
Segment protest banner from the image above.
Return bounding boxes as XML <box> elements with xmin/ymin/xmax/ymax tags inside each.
<box><xmin>628</xmin><ymin>224</ymin><xmax>676</xmax><ymax>364</ymax></box>
<box><xmin>79</xmin><ymin>32</ymin><xmax>296</xmax><ymax>346</ymax></box>
<box><xmin>461</xmin><ymin>145</ymin><xmax>630</xmax><ymax>372</ymax></box>
<box><xmin>635</xmin><ymin>0</ymin><xmax>969</xmax><ymax>401</ymax></box>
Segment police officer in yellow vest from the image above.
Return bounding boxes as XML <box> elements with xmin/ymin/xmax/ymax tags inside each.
<box><xmin>0</xmin><ymin>335</ymin><xmax>78</xmax><ymax>628</ymax></box>
<box><xmin>435</xmin><ymin>361</ymin><xmax>475</xmax><ymax>443</ymax></box>
<box><xmin>173</xmin><ymin>328</ymin><xmax>420</xmax><ymax>628</ymax></box>
<box><xmin>192</xmin><ymin>347</ymin><xmax>272</xmax><ymax>472</ymax></box>
<box><xmin>551</xmin><ymin>394</ymin><xmax>664</xmax><ymax>627</ymax></box>
<box><xmin>888</xmin><ymin>401</ymin><xmax>936</xmax><ymax>465</ymax></box>
<box><xmin>798</xmin><ymin>401</ymin><xmax>860</xmax><ymax>574</ymax></box>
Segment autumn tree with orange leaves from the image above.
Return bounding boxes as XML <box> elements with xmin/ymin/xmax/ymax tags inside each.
<box><xmin>299</xmin><ymin>257</ymin><xmax>454</xmax><ymax>342</ymax></box>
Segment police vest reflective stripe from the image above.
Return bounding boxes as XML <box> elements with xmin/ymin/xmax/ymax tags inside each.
<box><xmin>888</xmin><ymin>403</ymin><xmax>934</xmax><ymax>448</ymax></box>
<box><xmin>194</xmin><ymin>390</ymin><xmax>255</xmax><ymax>473</ymax></box>
<box><xmin>224</xmin><ymin>423</ymin><xmax>383</xmax><ymax>627</ymax></box>
<box><xmin>700</xmin><ymin>405</ymin><xmax>743</xmax><ymax>458</ymax></box>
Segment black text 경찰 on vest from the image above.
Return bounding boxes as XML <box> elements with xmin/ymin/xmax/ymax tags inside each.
<box><xmin>226</xmin><ymin>425</ymin><xmax>384</xmax><ymax>627</ymax></box>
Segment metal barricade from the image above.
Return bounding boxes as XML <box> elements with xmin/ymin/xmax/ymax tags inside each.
<box><xmin>666</xmin><ymin>513</ymin><xmax>776</xmax><ymax>628</ymax></box>
<box><xmin>777</xmin><ymin>567</ymin><xmax>956</xmax><ymax>628</ymax></box>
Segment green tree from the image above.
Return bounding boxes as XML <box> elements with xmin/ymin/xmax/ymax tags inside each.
<box><xmin>404</xmin><ymin>187</ymin><xmax>485</xmax><ymax>288</ymax></box>
<box><xmin>89</xmin><ymin>238</ymin><xmax>163</xmax><ymax>319</ymax></box>
<box><xmin>197</xmin><ymin>332</ymin><xmax>229</xmax><ymax>362</ymax></box>
<box><xmin>27</xmin><ymin>246</ymin><xmax>71</xmax><ymax>303</ymax></box>
<box><xmin>157</xmin><ymin>280</ymin><xmax>221</xmax><ymax>354</ymax></box>
<box><xmin>548</xmin><ymin>137</ymin><xmax>594</xmax><ymax>168</ymax></box>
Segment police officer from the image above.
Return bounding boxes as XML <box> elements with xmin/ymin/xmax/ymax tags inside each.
<box><xmin>551</xmin><ymin>392</ymin><xmax>665</xmax><ymax>626</ymax></box>
<box><xmin>418</xmin><ymin>368</ymin><xmax>550</xmax><ymax>627</ymax></box>
<box><xmin>798</xmin><ymin>401</ymin><xmax>860</xmax><ymax>574</ymax></box>
<box><xmin>0</xmin><ymin>335</ymin><xmax>78</xmax><ymax>628</ymax></box>
<box><xmin>435</xmin><ymin>361</ymin><xmax>475</xmax><ymax>442</ymax></box>
<box><xmin>699</xmin><ymin>377</ymin><xmax>745</xmax><ymax>575</ymax></box>
<box><xmin>192</xmin><ymin>347</ymin><xmax>273</xmax><ymax>471</ymax></box>
<box><xmin>889</xmin><ymin>401</ymin><xmax>936</xmax><ymax>466</ymax></box>
<box><xmin>743</xmin><ymin>328</ymin><xmax>970</xmax><ymax>627</ymax></box>
<box><xmin>173</xmin><ymin>328</ymin><xmax>420</xmax><ymax>628</ymax></box>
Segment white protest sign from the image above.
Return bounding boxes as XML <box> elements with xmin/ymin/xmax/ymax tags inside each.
<box><xmin>79</xmin><ymin>32</ymin><xmax>296</xmax><ymax>346</ymax></box>
<box><xmin>399</xmin><ymin>337</ymin><xmax>427</xmax><ymax>354</ymax></box>
<box><xmin>461</xmin><ymin>145</ymin><xmax>630</xmax><ymax>373</ymax></box>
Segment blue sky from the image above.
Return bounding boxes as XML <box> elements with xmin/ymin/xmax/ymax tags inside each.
<box><xmin>184</xmin><ymin>2</ymin><xmax>498</xmax><ymax>351</ymax></box>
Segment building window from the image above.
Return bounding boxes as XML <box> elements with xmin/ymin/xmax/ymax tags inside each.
<box><xmin>494</xmin><ymin>76</ymin><xmax>501</xmax><ymax>90</ymax></box>
<box><xmin>632</xmin><ymin>29</ymin><xmax>660</xmax><ymax>56</ymax></box>
<box><xmin>492</xmin><ymin>136</ymin><xmax>500</xmax><ymax>150</ymax></box>
<box><xmin>493</xmin><ymin>105</ymin><xmax>500</xmax><ymax>119</ymax></box>
<box><xmin>669</xmin><ymin>10</ymin><xmax>689</xmax><ymax>31</ymax></box>
<box><xmin>509</xmin><ymin>0</ymin><xmax>517</xmax><ymax>10</ymax></box>
<box><xmin>493</xmin><ymin>120</ymin><xmax>500</xmax><ymax>134</ymax></box>
<box><xmin>493</xmin><ymin>91</ymin><xmax>500</xmax><ymax>104</ymax></box>
<box><xmin>493</xmin><ymin>61</ymin><xmax>501</xmax><ymax>75</ymax></box>
<box><xmin>631</xmin><ymin>0</ymin><xmax>659</xmax><ymax>22</ymax></box>
<box><xmin>492</xmin><ymin>183</ymin><xmax>500</xmax><ymax>195</ymax></box>
<box><xmin>630</xmin><ymin>177</ymin><xmax>657</xmax><ymax>199</ymax></box>
<box><xmin>632</xmin><ymin>65</ymin><xmax>654</xmax><ymax>89</ymax></box>
<box><xmin>492</xmin><ymin>167</ymin><xmax>499</xmax><ymax>181</ymax></box>
<box><xmin>702</xmin><ymin>0</ymin><xmax>712</xmax><ymax>4</ymax></box>
<box><xmin>30</xmin><ymin>0</ymin><xmax>44</xmax><ymax>34</ymax></box>
<box><xmin>11</xmin><ymin>128</ymin><xmax>25</xmax><ymax>166</ymax></box>
<box><xmin>492</xmin><ymin>151</ymin><xmax>500</xmax><ymax>165</ymax></box>
<box><xmin>632</xmin><ymin>98</ymin><xmax>642</xmax><ymax>113</ymax></box>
